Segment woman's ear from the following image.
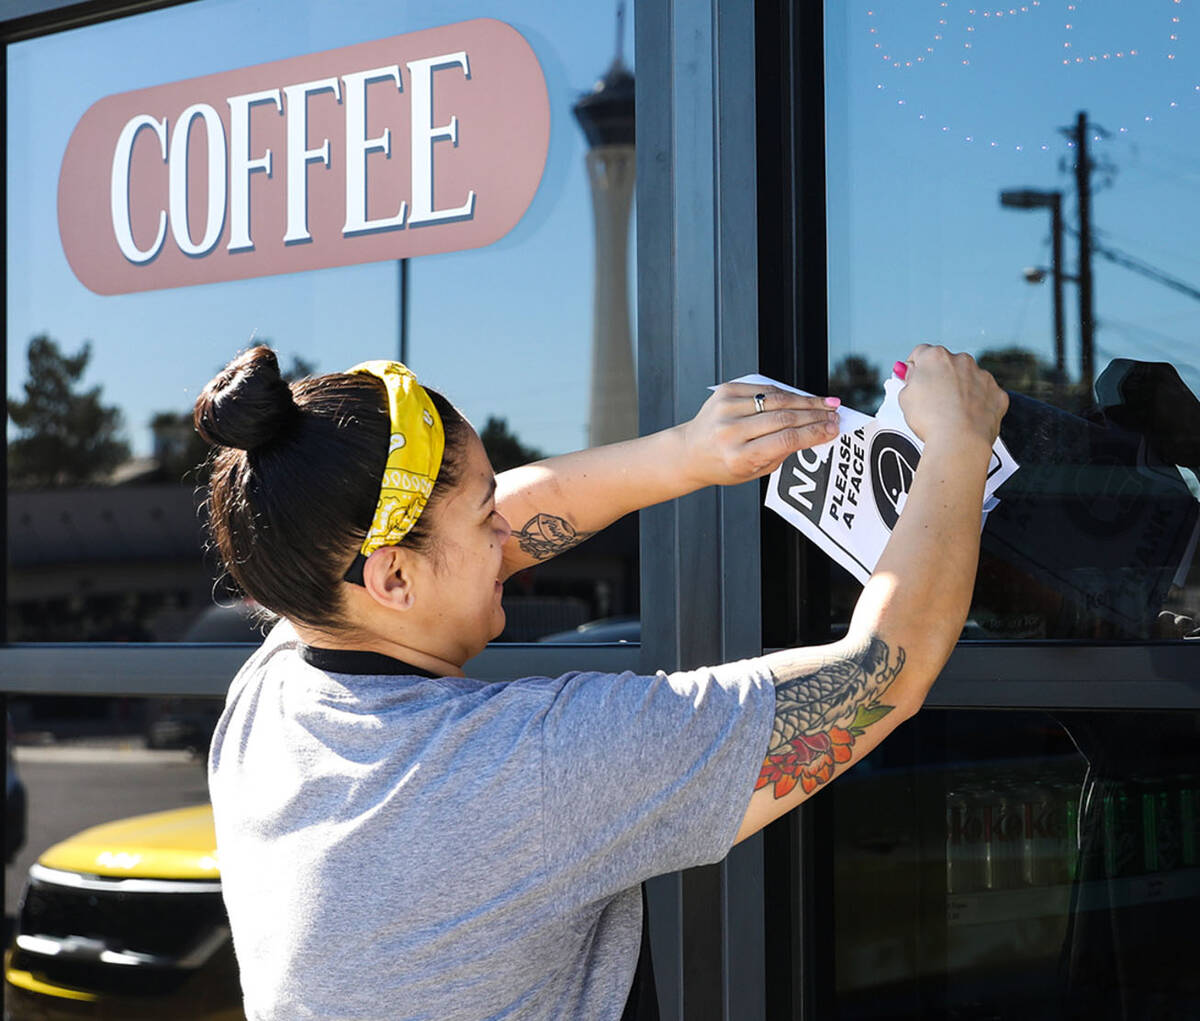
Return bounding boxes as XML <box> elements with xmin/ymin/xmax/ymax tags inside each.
<box><xmin>360</xmin><ymin>546</ymin><xmax>419</xmax><ymax>611</ymax></box>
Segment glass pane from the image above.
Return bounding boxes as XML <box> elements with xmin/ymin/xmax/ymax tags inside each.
<box><xmin>828</xmin><ymin>709</ymin><xmax>1200</xmax><ymax>1020</ymax></box>
<box><xmin>825</xmin><ymin>4</ymin><xmax>1200</xmax><ymax>639</ymax></box>
<box><xmin>6</xmin><ymin>0</ymin><xmax>638</xmax><ymax>642</ymax></box>
<box><xmin>4</xmin><ymin>696</ymin><xmax>234</xmax><ymax>1017</ymax></box>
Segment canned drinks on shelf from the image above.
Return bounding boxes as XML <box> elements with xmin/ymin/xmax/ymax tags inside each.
<box><xmin>940</xmin><ymin>762</ymin><xmax>1200</xmax><ymax>892</ymax></box>
<box><xmin>947</xmin><ymin>764</ymin><xmax>1084</xmax><ymax>893</ymax></box>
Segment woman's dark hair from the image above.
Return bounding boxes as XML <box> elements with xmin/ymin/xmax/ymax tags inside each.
<box><xmin>194</xmin><ymin>345</ymin><xmax>469</xmax><ymax>629</ymax></box>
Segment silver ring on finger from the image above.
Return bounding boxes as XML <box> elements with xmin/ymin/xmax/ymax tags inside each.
<box><xmin>753</xmin><ymin>392</ymin><xmax>767</xmax><ymax>414</ymax></box>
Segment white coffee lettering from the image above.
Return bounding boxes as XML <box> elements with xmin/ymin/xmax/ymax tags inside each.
<box><xmin>342</xmin><ymin>66</ymin><xmax>408</xmax><ymax>236</ymax></box>
<box><xmin>168</xmin><ymin>104</ymin><xmax>227</xmax><ymax>257</ymax></box>
<box><xmin>281</xmin><ymin>77</ymin><xmax>342</xmax><ymax>244</ymax></box>
<box><xmin>111</xmin><ymin>114</ymin><xmax>168</xmax><ymax>264</ymax></box>
<box><xmin>227</xmin><ymin>88</ymin><xmax>283</xmax><ymax>252</ymax></box>
<box><xmin>108</xmin><ymin>48</ymin><xmax>481</xmax><ymax>262</ymax></box>
<box><xmin>406</xmin><ymin>52</ymin><xmax>476</xmax><ymax>226</ymax></box>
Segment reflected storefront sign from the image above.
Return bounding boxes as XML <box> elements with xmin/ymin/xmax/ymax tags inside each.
<box><xmin>58</xmin><ymin>19</ymin><xmax>550</xmax><ymax>293</ymax></box>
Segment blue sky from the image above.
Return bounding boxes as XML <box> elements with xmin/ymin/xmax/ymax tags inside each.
<box><xmin>7</xmin><ymin>0</ymin><xmax>633</xmax><ymax>457</ymax></box>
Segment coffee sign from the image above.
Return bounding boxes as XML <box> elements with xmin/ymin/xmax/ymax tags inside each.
<box><xmin>58</xmin><ymin>19</ymin><xmax>551</xmax><ymax>294</ymax></box>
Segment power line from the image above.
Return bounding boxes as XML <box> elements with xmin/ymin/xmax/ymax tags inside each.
<box><xmin>1092</xmin><ymin>226</ymin><xmax>1200</xmax><ymax>272</ymax></box>
<box><xmin>1064</xmin><ymin>225</ymin><xmax>1200</xmax><ymax>303</ymax></box>
<box><xmin>1094</xmin><ymin>243</ymin><xmax>1200</xmax><ymax>303</ymax></box>
<box><xmin>1102</xmin><ymin>315</ymin><xmax>1198</xmax><ymax>355</ymax></box>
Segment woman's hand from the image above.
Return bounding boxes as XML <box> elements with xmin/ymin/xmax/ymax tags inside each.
<box><xmin>678</xmin><ymin>383</ymin><xmax>841</xmax><ymax>488</ymax></box>
<box><xmin>898</xmin><ymin>345</ymin><xmax>1008</xmax><ymax>450</ymax></box>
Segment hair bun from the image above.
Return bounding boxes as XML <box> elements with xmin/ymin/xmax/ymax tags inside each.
<box><xmin>194</xmin><ymin>346</ymin><xmax>298</xmax><ymax>450</ymax></box>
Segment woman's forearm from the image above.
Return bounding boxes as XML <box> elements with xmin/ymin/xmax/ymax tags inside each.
<box><xmin>736</xmin><ymin>433</ymin><xmax>993</xmax><ymax>841</ymax></box>
<box><xmin>496</xmin><ymin>426</ymin><xmax>693</xmax><ymax>576</ymax></box>
<box><xmin>760</xmin><ymin>433</ymin><xmax>991</xmax><ymax>720</ymax></box>
<box><xmin>846</xmin><ymin>433</ymin><xmax>991</xmax><ymax>689</ymax></box>
<box><xmin>495</xmin><ymin>384</ymin><xmax>839</xmax><ymax>577</ymax></box>
<box><xmin>734</xmin><ymin>346</ymin><xmax>1007</xmax><ymax>841</ymax></box>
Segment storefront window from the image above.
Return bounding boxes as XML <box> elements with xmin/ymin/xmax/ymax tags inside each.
<box><xmin>828</xmin><ymin>708</ymin><xmax>1200</xmax><ymax>1019</ymax></box>
<box><xmin>824</xmin><ymin>4</ymin><xmax>1200</xmax><ymax>639</ymax></box>
<box><xmin>6</xmin><ymin>0</ymin><xmax>638</xmax><ymax>642</ymax></box>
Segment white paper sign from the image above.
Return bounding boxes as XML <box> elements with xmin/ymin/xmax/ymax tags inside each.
<box><xmin>723</xmin><ymin>373</ymin><xmax>1019</xmax><ymax>584</ymax></box>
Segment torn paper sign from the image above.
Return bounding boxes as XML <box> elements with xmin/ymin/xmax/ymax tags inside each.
<box><xmin>725</xmin><ymin>373</ymin><xmax>1018</xmax><ymax>585</ymax></box>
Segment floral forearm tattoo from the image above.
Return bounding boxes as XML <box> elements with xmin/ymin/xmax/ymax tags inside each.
<box><xmin>513</xmin><ymin>513</ymin><xmax>597</xmax><ymax>561</ymax></box>
<box><xmin>757</xmin><ymin>637</ymin><xmax>905</xmax><ymax>799</ymax></box>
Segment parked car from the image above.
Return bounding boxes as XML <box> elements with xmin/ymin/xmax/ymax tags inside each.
<box><xmin>536</xmin><ymin>615</ymin><xmax>641</xmax><ymax>644</ymax></box>
<box><xmin>5</xmin><ymin>805</ymin><xmax>242</xmax><ymax>1020</ymax></box>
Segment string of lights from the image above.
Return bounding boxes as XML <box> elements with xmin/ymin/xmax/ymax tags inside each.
<box><xmin>864</xmin><ymin>1</ymin><xmax>1193</xmax><ymax>154</ymax></box>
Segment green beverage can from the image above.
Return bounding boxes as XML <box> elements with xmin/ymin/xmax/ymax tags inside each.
<box><xmin>1140</xmin><ymin>776</ymin><xmax>1181</xmax><ymax>874</ymax></box>
<box><xmin>1181</xmin><ymin>775</ymin><xmax>1198</xmax><ymax>868</ymax></box>
<box><xmin>1103</xmin><ymin>781</ymin><xmax>1143</xmax><ymax>878</ymax></box>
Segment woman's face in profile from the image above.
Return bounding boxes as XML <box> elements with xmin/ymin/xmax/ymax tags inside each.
<box><xmin>415</xmin><ymin>431</ymin><xmax>512</xmax><ymax>661</ymax></box>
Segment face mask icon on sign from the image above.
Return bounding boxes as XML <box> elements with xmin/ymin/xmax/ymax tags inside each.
<box><xmin>870</xmin><ymin>431</ymin><xmax>922</xmax><ymax>530</ymax></box>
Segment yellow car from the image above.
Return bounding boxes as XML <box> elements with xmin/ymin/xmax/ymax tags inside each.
<box><xmin>5</xmin><ymin>805</ymin><xmax>243</xmax><ymax>1020</ymax></box>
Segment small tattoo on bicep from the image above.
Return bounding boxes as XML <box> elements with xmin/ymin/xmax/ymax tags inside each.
<box><xmin>757</xmin><ymin>637</ymin><xmax>905</xmax><ymax>799</ymax></box>
<box><xmin>513</xmin><ymin>513</ymin><xmax>597</xmax><ymax>560</ymax></box>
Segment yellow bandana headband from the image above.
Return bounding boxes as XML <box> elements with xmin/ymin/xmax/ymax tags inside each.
<box><xmin>348</xmin><ymin>360</ymin><xmax>445</xmax><ymax>561</ymax></box>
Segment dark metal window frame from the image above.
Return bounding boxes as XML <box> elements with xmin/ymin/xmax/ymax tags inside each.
<box><xmin>635</xmin><ymin>0</ymin><xmax>767</xmax><ymax>1016</ymax></box>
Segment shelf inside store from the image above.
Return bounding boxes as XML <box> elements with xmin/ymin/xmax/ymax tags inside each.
<box><xmin>947</xmin><ymin>866</ymin><xmax>1200</xmax><ymax>927</ymax></box>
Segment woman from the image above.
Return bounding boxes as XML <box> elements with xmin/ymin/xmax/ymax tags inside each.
<box><xmin>200</xmin><ymin>344</ymin><xmax>1006</xmax><ymax>1020</ymax></box>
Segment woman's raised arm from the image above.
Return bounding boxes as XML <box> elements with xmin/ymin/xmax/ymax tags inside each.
<box><xmin>496</xmin><ymin>384</ymin><xmax>841</xmax><ymax>578</ymax></box>
<box><xmin>734</xmin><ymin>346</ymin><xmax>1009</xmax><ymax>841</ymax></box>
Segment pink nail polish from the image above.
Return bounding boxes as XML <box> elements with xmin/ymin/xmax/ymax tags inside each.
<box><xmin>824</xmin><ymin>396</ymin><xmax>841</xmax><ymax>408</ymax></box>
<box><xmin>892</xmin><ymin>360</ymin><xmax>908</xmax><ymax>380</ymax></box>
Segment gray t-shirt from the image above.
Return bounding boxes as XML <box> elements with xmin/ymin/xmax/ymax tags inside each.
<box><xmin>208</xmin><ymin>620</ymin><xmax>775</xmax><ymax>1020</ymax></box>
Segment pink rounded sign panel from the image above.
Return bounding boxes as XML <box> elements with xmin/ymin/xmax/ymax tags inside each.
<box><xmin>58</xmin><ymin>19</ymin><xmax>551</xmax><ymax>295</ymax></box>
